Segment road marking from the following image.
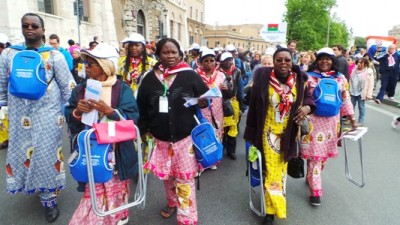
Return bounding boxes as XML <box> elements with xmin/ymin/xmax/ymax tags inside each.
<box><xmin>366</xmin><ymin>104</ymin><xmax>397</xmax><ymax>117</ymax></box>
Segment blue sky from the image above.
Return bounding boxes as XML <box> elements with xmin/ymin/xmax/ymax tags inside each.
<box><xmin>204</xmin><ymin>0</ymin><xmax>399</xmax><ymax>37</ymax></box>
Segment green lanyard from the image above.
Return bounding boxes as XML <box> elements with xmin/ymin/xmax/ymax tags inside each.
<box><xmin>162</xmin><ymin>80</ymin><xmax>168</xmax><ymax>97</ymax></box>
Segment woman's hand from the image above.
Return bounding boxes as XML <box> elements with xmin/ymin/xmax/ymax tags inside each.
<box><xmin>88</xmin><ymin>99</ymin><xmax>115</xmax><ymax>116</ymax></box>
<box><xmin>294</xmin><ymin>106</ymin><xmax>311</xmax><ymax>124</ymax></box>
<box><xmin>219</xmin><ymin>83</ymin><xmax>228</xmax><ymax>90</ymax></box>
<box><xmin>75</xmin><ymin>99</ymin><xmax>93</xmax><ymax>115</ymax></box>
<box><xmin>197</xmin><ymin>98</ymin><xmax>209</xmax><ymax>109</ymax></box>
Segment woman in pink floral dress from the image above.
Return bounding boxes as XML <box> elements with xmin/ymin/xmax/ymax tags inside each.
<box><xmin>300</xmin><ymin>47</ymin><xmax>357</xmax><ymax>206</ymax></box>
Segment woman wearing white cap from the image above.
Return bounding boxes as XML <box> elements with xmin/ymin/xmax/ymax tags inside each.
<box><xmin>195</xmin><ymin>48</ymin><xmax>226</xmax><ymax>171</ymax></box>
<box><xmin>66</xmin><ymin>43</ymin><xmax>139</xmax><ymax>225</ymax></box>
<box><xmin>301</xmin><ymin>47</ymin><xmax>357</xmax><ymax>206</ymax></box>
<box><xmin>117</xmin><ymin>33</ymin><xmax>157</xmax><ymax>96</ymax></box>
<box><xmin>218</xmin><ymin>52</ymin><xmax>244</xmax><ymax>160</ymax></box>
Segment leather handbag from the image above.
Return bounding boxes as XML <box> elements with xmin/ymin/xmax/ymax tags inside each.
<box><xmin>287</xmin><ymin>156</ymin><xmax>305</xmax><ymax>178</ymax></box>
<box><xmin>223</xmin><ymin>99</ymin><xmax>234</xmax><ymax>117</ymax></box>
<box><xmin>287</xmin><ymin>143</ymin><xmax>305</xmax><ymax>179</ymax></box>
<box><xmin>93</xmin><ymin>119</ymin><xmax>137</xmax><ymax>144</ymax></box>
<box><xmin>300</xmin><ymin>117</ymin><xmax>310</xmax><ymax>136</ymax></box>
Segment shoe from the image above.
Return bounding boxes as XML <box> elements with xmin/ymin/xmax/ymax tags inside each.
<box><xmin>262</xmin><ymin>214</ymin><xmax>274</xmax><ymax>225</ymax></box>
<box><xmin>310</xmin><ymin>196</ymin><xmax>321</xmax><ymax>206</ymax></box>
<box><xmin>0</xmin><ymin>140</ymin><xmax>8</xmax><ymax>149</ymax></box>
<box><xmin>195</xmin><ymin>169</ymin><xmax>204</xmax><ymax>177</ymax></box>
<box><xmin>45</xmin><ymin>206</ymin><xmax>59</xmax><ymax>223</ymax></box>
<box><xmin>210</xmin><ymin>165</ymin><xmax>218</xmax><ymax>170</ymax></box>
<box><xmin>160</xmin><ymin>205</ymin><xmax>176</xmax><ymax>218</ymax></box>
<box><xmin>227</xmin><ymin>152</ymin><xmax>237</xmax><ymax>160</ymax></box>
<box><xmin>117</xmin><ymin>217</ymin><xmax>129</xmax><ymax>225</ymax></box>
<box><xmin>389</xmin><ymin>97</ymin><xmax>395</xmax><ymax>100</ymax></box>
<box><xmin>374</xmin><ymin>99</ymin><xmax>381</xmax><ymax>104</ymax></box>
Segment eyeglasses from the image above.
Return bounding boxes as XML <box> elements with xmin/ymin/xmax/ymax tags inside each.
<box><xmin>203</xmin><ymin>59</ymin><xmax>215</xmax><ymax>63</ymax></box>
<box><xmin>21</xmin><ymin>24</ymin><xmax>41</xmax><ymax>29</ymax></box>
<box><xmin>275</xmin><ymin>58</ymin><xmax>292</xmax><ymax>63</ymax></box>
<box><xmin>83</xmin><ymin>60</ymin><xmax>100</xmax><ymax>67</ymax></box>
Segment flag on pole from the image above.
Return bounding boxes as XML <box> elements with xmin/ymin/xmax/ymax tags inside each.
<box><xmin>267</xmin><ymin>24</ymin><xmax>279</xmax><ymax>32</ymax></box>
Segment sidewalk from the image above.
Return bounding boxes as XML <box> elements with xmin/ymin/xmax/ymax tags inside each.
<box><xmin>371</xmin><ymin>80</ymin><xmax>400</xmax><ymax>107</ymax></box>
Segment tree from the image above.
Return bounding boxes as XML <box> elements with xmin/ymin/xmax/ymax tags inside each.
<box><xmin>354</xmin><ymin>37</ymin><xmax>367</xmax><ymax>49</ymax></box>
<box><xmin>284</xmin><ymin>0</ymin><xmax>349</xmax><ymax>51</ymax></box>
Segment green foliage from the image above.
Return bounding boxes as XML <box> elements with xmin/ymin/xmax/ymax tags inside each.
<box><xmin>284</xmin><ymin>0</ymin><xmax>350</xmax><ymax>51</ymax></box>
<box><xmin>354</xmin><ymin>37</ymin><xmax>367</xmax><ymax>48</ymax></box>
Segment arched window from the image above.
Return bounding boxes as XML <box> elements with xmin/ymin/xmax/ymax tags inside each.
<box><xmin>137</xmin><ymin>10</ymin><xmax>145</xmax><ymax>37</ymax></box>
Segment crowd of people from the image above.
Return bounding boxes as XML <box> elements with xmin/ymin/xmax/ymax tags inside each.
<box><xmin>0</xmin><ymin>12</ymin><xmax>399</xmax><ymax>225</ymax></box>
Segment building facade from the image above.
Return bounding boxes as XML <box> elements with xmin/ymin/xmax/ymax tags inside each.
<box><xmin>204</xmin><ymin>24</ymin><xmax>270</xmax><ymax>53</ymax></box>
<box><xmin>186</xmin><ymin>0</ymin><xmax>205</xmax><ymax>47</ymax></box>
<box><xmin>0</xmin><ymin>0</ymin><xmax>121</xmax><ymax>48</ymax></box>
<box><xmin>0</xmin><ymin>0</ymin><xmax>198</xmax><ymax>50</ymax></box>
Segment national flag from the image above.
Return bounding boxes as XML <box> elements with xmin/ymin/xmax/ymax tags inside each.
<box><xmin>267</xmin><ymin>24</ymin><xmax>279</xmax><ymax>31</ymax></box>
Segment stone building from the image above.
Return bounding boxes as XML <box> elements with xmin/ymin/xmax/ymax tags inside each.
<box><xmin>0</xmin><ymin>0</ymin><xmax>202</xmax><ymax>50</ymax></box>
<box><xmin>204</xmin><ymin>24</ymin><xmax>270</xmax><ymax>53</ymax></box>
<box><xmin>186</xmin><ymin>0</ymin><xmax>205</xmax><ymax>47</ymax></box>
<box><xmin>0</xmin><ymin>0</ymin><xmax>120</xmax><ymax>48</ymax></box>
<box><xmin>388</xmin><ymin>25</ymin><xmax>400</xmax><ymax>46</ymax></box>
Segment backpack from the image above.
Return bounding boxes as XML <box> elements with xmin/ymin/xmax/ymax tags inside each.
<box><xmin>308</xmin><ymin>72</ymin><xmax>343</xmax><ymax>117</ymax></box>
<box><xmin>68</xmin><ymin>129</ymin><xmax>114</xmax><ymax>183</ymax></box>
<box><xmin>9</xmin><ymin>45</ymin><xmax>54</xmax><ymax>100</ymax></box>
<box><xmin>191</xmin><ymin>107</ymin><xmax>223</xmax><ymax>169</ymax></box>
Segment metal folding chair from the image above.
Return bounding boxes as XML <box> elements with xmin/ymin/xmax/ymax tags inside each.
<box><xmin>82</xmin><ymin>124</ymin><xmax>151</xmax><ymax>217</ymax></box>
<box><xmin>342</xmin><ymin>127</ymin><xmax>368</xmax><ymax>188</ymax></box>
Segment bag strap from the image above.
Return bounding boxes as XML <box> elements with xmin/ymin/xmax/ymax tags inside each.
<box><xmin>308</xmin><ymin>71</ymin><xmax>338</xmax><ymax>79</ymax></box>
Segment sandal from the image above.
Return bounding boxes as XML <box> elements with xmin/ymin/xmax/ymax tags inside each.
<box><xmin>160</xmin><ymin>205</ymin><xmax>176</xmax><ymax>218</ymax></box>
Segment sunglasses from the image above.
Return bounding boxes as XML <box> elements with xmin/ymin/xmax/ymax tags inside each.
<box><xmin>83</xmin><ymin>60</ymin><xmax>100</xmax><ymax>67</ymax></box>
<box><xmin>275</xmin><ymin>58</ymin><xmax>292</xmax><ymax>63</ymax></box>
<box><xmin>203</xmin><ymin>59</ymin><xmax>215</xmax><ymax>63</ymax></box>
<box><xmin>21</xmin><ymin>24</ymin><xmax>41</xmax><ymax>29</ymax></box>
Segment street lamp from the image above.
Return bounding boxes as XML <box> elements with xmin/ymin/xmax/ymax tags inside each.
<box><xmin>163</xmin><ymin>9</ymin><xmax>168</xmax><ymax>38</ymax></box>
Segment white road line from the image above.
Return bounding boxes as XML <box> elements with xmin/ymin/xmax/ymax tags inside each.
<box><xmin>366</xmin><ymin>104</ymin><xmax>397</xmax><ymax>117</ymax></box>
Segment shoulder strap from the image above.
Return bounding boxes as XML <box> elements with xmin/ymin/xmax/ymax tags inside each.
<box><xmin>10</xmin><ymin>45</ymin><xmax>25</xmax><ymax>51</ymax></box>
<box><xmin>307</xmin><ymin>72</ymin><xmax>323</xmax><ymax>78</ymax></box>
<box><xmin>111</xmin><ymin>80</ymin><xmax>123</xmax><ymax>108</ymax></box>
<box><xmin>10</xmin><ymin>45</ymin><xmax>54</xmax><ymax>52</ymax></box>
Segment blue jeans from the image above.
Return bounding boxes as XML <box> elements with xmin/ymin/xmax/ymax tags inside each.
<box><xmin>351</xmin><ymin>95</ymin><xmax>365</xmax><ymax>123</ymax></box>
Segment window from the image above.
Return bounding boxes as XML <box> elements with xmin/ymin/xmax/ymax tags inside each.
<box><xmin>190</xmin><ymin>7</ymin><xmax>192</xmax><ymax>18</ymax></box>
<box><xmin>137</xmin><ymin>10</ymin><xmax>145</xmax><ymax>37</ymax></box>
<box><xmin>189</xmin><ymin>35</ymin><xmax>194</xmax><ymax>45</ymax></box>
<box><xmin>196</xmin><ymin>9</ymin><xmax>198</xmax><ymax>20</ymax></box>
<box><xmin>178</xmin><ymin>23</ymin><xmax>181</xmax><ymax>41</ymax></box>
<box><xmin>170</xmin><ymin>20</ymin><xmax>174</xmax><ymax>38</ymax></box>
<box><xmin>37</xmin><ymin>0</ymin><xmax>54</xmax><ymax>14</ymax></box>
<box><xmin>201</xmin><ymin>12</ymin><xmax>203</xmax><ymax>22</ymax></box>
<box><xmin>82</xmin><ymin>0</ymin><xmax>90</xmax><ymax>22</ymax></box>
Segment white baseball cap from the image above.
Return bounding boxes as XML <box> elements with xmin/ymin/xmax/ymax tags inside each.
<box><xmin>201</xmin><ymin>48</ymin><xmax>215</xmax><ymax>60</ymax></box>
<box><xmin>81</xmin><ymin>43</ymin><xmax>120</xmax><ymax>69</ymax></box>
<box><xmin>317</xmin><ymin>47</ymin><xmax>335</xmax><ymax>57</ymax></box>
<box><xmin>225</xmin><ymin>44</ymin><xmax>236</xmax><ymax>52</ymax></box>
<box><xmin>189</xmin><ymin>43</ymin><xmax>200</xmax><ymax>51</ymax></box>
<box><xmin>121</xmin><ymin>33</ymin><xmax>146</xmax><ymax>45</ymax></box>
<box><xmin>220</xmin><ymin>52</ymin><xmax>233</xmax><ymax>62</ymax></box>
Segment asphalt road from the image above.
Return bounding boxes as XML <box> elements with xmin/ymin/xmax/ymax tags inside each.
<box><xmin>0</xmin><ymin>100</ymin><xmax>399</xmax><ymax>225</ymax></box>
